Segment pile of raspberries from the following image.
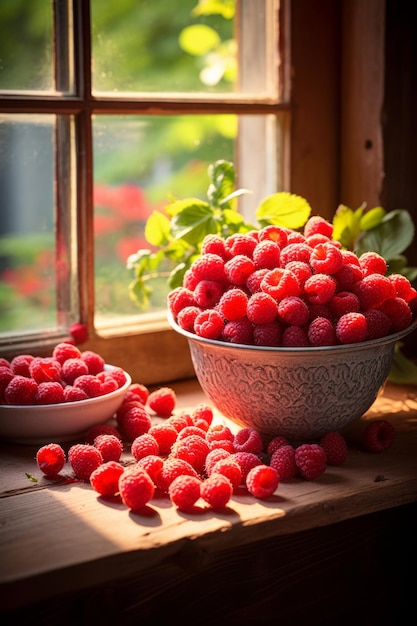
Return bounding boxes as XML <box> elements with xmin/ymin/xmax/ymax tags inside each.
<box><xmin>35</xmin><ymin>381</ymin><xmax>396</xmax><ymax>514</ymax></box>
<box><xmin>168</xmin><ymin>216</ymin><xmax>416</xmax><ymax>346</ymax></box>
<box><xmin>0</xmin><ymin>343</ymin><xmax>128</xmax><ymax>405</ymax></box>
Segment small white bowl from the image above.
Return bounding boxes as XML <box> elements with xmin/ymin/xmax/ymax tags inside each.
<box><xmin>0</xmin><ymin>364</ymin><xmax>131</xmax><ymax>445</ymax></box>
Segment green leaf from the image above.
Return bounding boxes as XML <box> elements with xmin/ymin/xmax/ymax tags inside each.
<box><xmin>164</xmin><ymin>198</ymin><xmax>210</xmax><ymax>218</ymax></box>
<box><xmin>332</xmin><ymin>204</ymin><xmax>360</xmax><ymax>249</ymax></box>
<box><xmin>207</xmin><ymin>160</ymin><xmax>236</xmax><ymax>207</ymax></box>
<box><xmin>256</xmin><ymin>192</ymin><xmax>311</xmax><ymax>229</ymax></box>
<box><xmin>355</xmin><ymin>210</ymin><xmax>415</xmax><ymax>258</ymax></box>
<box><xmin>26</xmin><ymin>472</ymin><xmax>38</xmax><ymax>483</ymax></box>
<box><xmin>359</xmin><ymin>206</ymin><xmax>386</xmax><ymax>230</ymax></box>
<box><xmin>144</xmin><ymin>211</ymin><xmax>171</xmax><ymax>247</ymax></box>
<box><xmin>192</xmin><ymin>0</ymin><xmax>235</xmax><ymax>19</ymax></box>
<box><xmin>171</xmin><ymin>204</ymin><xmax>218</xmax><ymax>245</ymax></box>
<box><xmin>179</xmin><ymin>24</ymin><xmax>220</xmax><ymax>56</ymax></box>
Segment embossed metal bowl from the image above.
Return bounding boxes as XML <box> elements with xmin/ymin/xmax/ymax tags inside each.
<box><xmin>169</xmin><ymin>314</ymin><xmax>417</xmax><ymax>441</ymax></box>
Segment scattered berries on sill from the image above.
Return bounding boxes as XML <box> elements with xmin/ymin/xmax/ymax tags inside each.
<box><xmin>361</xmin><ymin>419</ymin><xmax>396</xmax><ymax>453</ymax></box>
<box><xmin>231</xmin><ymin>451</ymin><xmax>262</xmax><ymax>481</ymax></box>
<box><xmin>136</xmin><ymin>455</ymin><xmax>164</xmax><ymax>484</ymax></box>
<box><xmin>68</xmin><ymin>443</ymin><xmax>103</xmax><ymax>481</ymax></box>
<box><xmin>36</xmin><ymin>443</ymin><xmax>66</xmax><ymax>477</ymax></box>
<box><xmin>269</xmin><ymin>444</ymin><xmax>298</xmax><ymax>481</ymax></box>
<box><xmin>148</xmin><ymin>423</ymin><xmax>178</xmax><ymax>455</ymax></box>
<box><xmin>200</xmin><ymin>473</ymin><xmax>233</xmax><ymax>508</ymax></box>
<box><xmin>118</xmin><ymin>467</ymin><xmax>155</xmax><ymax>511</ymax></box>
<box><xmin>209</xmin><ymin>457</ymin><xmax>242</xmax><ymax>490</ymax></box>
<box><xmin>168</xmin><ymin>475</ymin><xmax>202</xmax><ymax>511</ymax></box>
<box><xmin>131</xmin><ymin>433</ymin><xmax>160</xmax><ymax>461</ymax></box>
<box><xmin>117</xmin><ymin>405</ymin><xmax>152</xmax><ymax>441</ymax></box>
<box><xmin>295</xmin><ymin>443</ymin><xmax>327</xmax><ymax>480</ymax></box>
<box><xmin>147</xmin><ymin>386</ymin><xmax>177</xmax><ymax>417</ymax></box>
<box><xmin>320</xmin><ymin>432</ymin><xmax>348</xmax><ymax>465</ymax></box>
<box><xmin>246</xmin><ymin>464</ymin><xmax>279</xmax><ymax>499</ymax></box>
<box><xmin>157</xmin><ymin>457</ymin><xmax>199</xmax><ymax>493</ymax></box>
<box><xmin>90</xmin><ymin>461</ymin><xmax>124</xmax><ymax>497</ymax></box>
<box><xmin>93</xmin><ymin>434</ymin><xmax>123</xmax><ymax>463</ymax></box>
<box><xmin>204</xmin><ymin>448</ymin><xmax>231</xmax><ymax>475</ymax></box>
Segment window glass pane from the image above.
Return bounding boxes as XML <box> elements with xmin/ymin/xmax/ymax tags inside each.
<box><xmin>0</xmin><ymin>115</ymin><xmax>58</xmax><ymax>334</ymax></box>
<box><xmin>91</xmin><ymin>0</ymin><xmax>277</xmax><ymax>96</ymax></box>
<box><xmin>0</xmin><ymin>0</ymin><xmax>53</xmax><ymax>92</ymax></box>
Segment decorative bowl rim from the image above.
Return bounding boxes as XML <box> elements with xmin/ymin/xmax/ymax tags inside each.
<box><xmin>168</xmin><ymin>312</ymin><xmax>417</xmax><ymax>355</ymax></box>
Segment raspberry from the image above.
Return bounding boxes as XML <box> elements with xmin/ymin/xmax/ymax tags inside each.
<box><xmin>233</xmin><ymin>427</ymin><xmax>264</xmax><ymax>455</ymax></box>
<box><xmin>191</xmin><ymin>253</ymin><xmax>226</xmax><ymax>282</ymax></box>
<box><xmin>246</xmin><ymin>464</ymin><xmax>279</xmax><ymax>498</ymax></box>
<box><xmin>329</xmin><ymin>291</ymin><xmax>361</xmax><ymax>319</ymax></box>
<box><xmin>204</xmin><ymin>448</ymin><xmax>231</xmax><ymax>475</ymax></box>
<box><xmin>260</xmin><ymin>267</ymin><xmax>301</xmax><ymax>300</ymax></box>
<box><xmin>90</xmin><ymin>461</ymin><xmax>124</xmax><ymax>496</ymax></box>
<box><xmin>194</xmin><ymin>309</ymin><xmax>225</xmax><ymax>340</ymax></box>
<box><xmin>117</xmin><ymin>400</ymin><xmax>145</xmax><ymax>419</ymax></box>
<box><xmin>246</xmin><ymin>268</ymin><xmax>270</xmax><ymax>294</ymax></box>
<box><xmin>0</xmin><ymin>367</ymin><xmax>14</xmax><ymax>401</ymax></box>
<box><xmin>306</xmin><ymin>233</ymin><xmax>332</xmax><ymax>247</ymax></box>
<box><xmin>269</xmin><ymin>445</ymin><xmax>298</xmax><ymax>480</ymax></box>
<box><xmin>303</xmin><ymin>273</ymin><xmax>336</xmax><ymax>304</ymax></box>
<box><xmin>136</xmin><ymin>455</ymin><xmax>164</xmax><ymax>484</ymax></box>
<box><xmin>277</xmin><ymin>296</ymin><xmax>309</xmax><ymax>326</ymax></box>
<box><xmin>389</xmin><ymin>273</ymin><xmax>415</xmax><ymax>302</ymax></box>
<box><xmin>166</xmin><ymin>413</ymin><xmax>192</xmax><ymax>433</ymax></box>
<box><xmin>217</xmin><ymin>288</ymin><xmax>248</xmax><ymax>321</ymax></box>
<box><xmin>4</xmin><ymin>375</ymin><xmax>38</xmax><ymax>405</ymax></box>
<box><xmin>10</xmin><ymin>354</ymin><xmax>34</xmax><ymax>377</ymax></box>
<box><xmin>0</xmin><ymin>358</ymin><xmax>10</xmax><ymax>368</ymax></box>
<box><xmin>93</xmin><ymin>434</ymin><xmax>123</xmax><ymax>462</ymax></box>
<box><xmin>170</xmin><ymin>434</ymin><xmax>210</xmax><ymax>473</ymax></box>
<box><xmin>359</xmin><ymin>251</ymin><xmax>387</xmax><ymax>276</ymax></box>
<box><xmin>307</xmin><ymin>316</ymin><xmax>337</xmax><ymax>347</ymax></box>
<box><xmin>303</xmin><ymin>215</ymin><xmax>333</xmax><ymax>239</ymax></box>
<box><xmin>86</xmin><ymin>424</ymin><xmax>122</xmax><ymax>444</ymax></box>
<box><xmin>295</xmin><ymin>443</ymin><xmax>327</xmax><ymax>480</ymax></box>
<box><xmin>310</xmin><ymin>242</ymin><xmax>344</xmax><ymax>274</ymax></box>
<box><xmin>192</xmin><ymin>403</ymin><xmax>214</xmax><ymax>427</ymax></box>
<box><xmin>157</xmin><ymin>457</ymin><xmax>199</xmax><ymax>492</ymax></box>
<box><xmin>68</xmin><ymin>443</ymin><xmax>103</xmax><ymax>481</ymax></box>
<box><xmin>208</xmin><ymin>438</ymin><xmax>235</xmax><ymax>453</ymax></box>
<box><xmin>353</xmin><ymin>274</ymin><xmax>395</xmax><ymax>310</ymax></box>
<box><xmin>176</xmin><ymin>425</ymin><xmax>207</xmax><ymax>441</ymax></box>
<box><xmin>333</xmin><ymin>264</ymin><xmax>357</xmax><ymax>291</ymax></box>
<box><xmin>336</xmin><ymin>312</ymin><xmax>367</xmax><ymax>344</ymax></box>
<box><xmin>319</xmin><ymin>432</ymin><xmax>348</xmax><ymax>465</ymax></box>
<box><xmin>147</xmin><ymin>386</ymin><xmax>176</xmax><ymax>417</ymax></box>
<box><xmin>363</xmin><ymin>309</ymin><xmax>392</xmax><ymax>340</ymax></box>
<box><xmin>29</xmin><ymin>357</ymin><xmax>62</xmax><ymax>384</ymax></box>
<box><xmin>36</xmin><ymin>381</ymin><xmax>65</xmax><ymax>404</ymax></box>
<box><xmin>246</xmin><ymin>292</ymin><xmax>278</xmax><ymax>324</ymax></box>
<box><xmin>225</xmin><ymin>233</ymin><xmax>258</xmax><ymax>258</ymax></box>
<box><xmin>118</xmin><ymin>467</ymin><xmax>155</xmax><ymax>511</ymax></box>
<box><xmin>63</xmin><ymin>385</ymin><xmax>89</xmax><ymax>402</ymax></box>
<box><xmin>258</xmin><ymin>225</ymin><xmax>288</xmax><ymax>247</ymax></box>
<box><xmin>131</xmin><ymin>433</ymin><xmax>160</xmax><ymax>460</ymax></box>
<box><xmin>284</xmin><ymin>261</ymin><xmax>312</xmax><ymax>287</ymax></box>
<box><xmin>167</xmin><ymin>286</ymin><xmax>197</xmax><ymax>318</ymax></box>
<box><xmin>125</xmin><ymin>382</ymin><xmax>149</xmax><ymax>405</ymax></box>
<box><xmin>177</xmin><ymin>305</ymin><xmax>202</xmax><ymax>332</ymax></box>
<box><xmin>230</xmin><ymin>451</ymin><xmax>262</xmax><ymax>481</ymax></box>
<box><xmin>148</xmin><ymin>423</ymin><xmax>178</xmax><ymax>455</ymax></box>
<box><xmin>286</xmin><ymin>231</ymin><xmax>307</xmax><ymax>244</ymax></box>
<box><xmin>97</xmin><ymin>374</ymin><xmax>119</xmax><ymax>395</ymax></box>
<box><xmin>36</xmin><ymin>443</ymin><xmax>66</xmax><ymax>477</ymax></box>
<box><xmin>81</xmin><ymin>350</ymin><xmax>105</xmax><ymax>375</ymax></box>
<box><xmin>200</xmin><ymin>473</ymin><xmax>233</xmax><ymax>508</ymax></box>
<box><xmin>222</xmin><ymin>317</ymin><xmax>254</xmax><ymax>344</ymax></box>
<box><xmin>117</xmin><ymin>405</ymin><xmax>152</xmax><ymax>441</ymax></box>
<box><xmin>61</xmin><ymin>357</ymin><xmax>89</xmax><ymax>384</ymax></box>
<box><xmin>282</xmin><ymin>325</ymin><xmax>309</xmax><ymax>347</ymax></box>
<box><xmin>69</xmin><ymin>322</ymin><xmax>88</xmax><ymax>344</ymax></box>
<box><xmin>168</xmin><ymin>474</ymin><xmax>202</xmax><ymax>510</ymax></box>
<box><xmin>209</xmin><ymin>457</ymin><xmax>242</xmax><ymax>489</ymax></box>
<box><xmin>52</xmin><ymin>342</ymin><xmax>82</xmax><ymax>364</ymax></box>
<box><xmin>201</xmin><ymin>233</ymin><xmax>229</xmax><ymax>259</ymax></box>
<box><xmin>252</xmin><ymin>239</ymin><xmax>281</xmax><ymax>269</ymax></box>
<box><xmin>206</xmin><ymin>424</ymin><xmax>235</xmax><ymax>443</ymax></box>
<box><xmin>253</xmin><ymin>321</ymin><xmax>282</xmax><ymax>346</ymax></box>
<box><xmin>361</xmin><ymin>419</ymin><xmax>396</xmax><ymax>453</ymax></box>
<box><xmin>279</xmin><ymin>242</ymin><xmax>312</xmax><ymax>266</ymax></box>
<box><xmin>378</xmin><ymin>297</ymin><xmax>412</xmax><ymax>331</ymax></box>
<box><xmin>194</xmin><ymin>279</ymin><xmax>224</xmax><ymax>308</ymax></box>
<box><xmin>224</xmin><ymin>254</ymin><xmax>256</xmax><ymax>287</ymax></box>
<box><xmin>266</xmin><ymin>435</ymin><xmax>290</xmax><ymax>456</ymax></box>
<box><xmin>73</xmin><ymin>374</ymin><xmax>102</xmax><ymax>398</ymax></box>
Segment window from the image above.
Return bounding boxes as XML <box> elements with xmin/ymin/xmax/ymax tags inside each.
<box><xmin>1</xmin><ymin>0</ymin><xmax>345</xmax><ymax>384</ymax></box>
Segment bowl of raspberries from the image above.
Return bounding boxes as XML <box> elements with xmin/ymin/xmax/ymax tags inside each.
<box><xmin>0</xmin><ymin>343</ymin><xmax>131</xmax><ymax>444</ymax></box>
<box><xmin>167</xmin><ymin>216</ymin><xmax>417</xmax><ymax>440</ymax></box>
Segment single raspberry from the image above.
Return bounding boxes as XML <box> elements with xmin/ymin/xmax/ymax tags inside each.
<box><xmin>306</xmin><ymin>233</ymin><xmax>332</xmax><ymax>247</ymax></box>
<box><xmin>358</xmin><ymin>251</ymin><xmax>387</xmax><ymax>276</ymax></box>
<box><xmin>258</xmin><ymin>225</ymin><xmax>288</xmax><ymax>247</ymax></box>
<box><xmin>277</xmin><ymin>296</ymin><xmax>309</xmax><ymax>326</ymax></box>
<box><xmin>131</xmin><ymin>433</ymin><xmax>160</xmax><ymax>460</ymax></box>
<box><xmin>136</xmin><ymin>454</ymin><xmax>164</xmax><ymax>484</ymax></box>
<box><xmin>246</xmin><ymin>268</ymin><xmax>270</xmax><ymax>294</ymax></box>
<box><xmin>336</xmin><ymin>312</ymin><xmax>367</xmax><ymax>344</ymax></box>
<box><xmin>225</xmin><ymin>233</ymin><xmax>258</xmax><ymax>258</ymax></box>
<box><xmin>157</xmin><ymin>457</ymin><xmax>199</xmax><ymax>492</ymax></box>
<box><xmin>246</xmin><ymin>464</ymin><xmax>279</xmax><ymax>498</ymax></box>
<box><xmin>307</xmin><ymin>316</ymin><xmax>337</xmax><ymax>347</ymax></box>
<box><xmin>194</xmin><ymin>279</ymin><xmax>224</xmax><ymax>308</ymax></box>
<box><xmin>192</xmin><ymin>403</ymin><xmax>214</xmax><ymax>427</ymax></box>
<box><xmin>269</xmin><ymin>445</ymin><xmax>298</xmax><ymax>480</ymax></box>
<box><xmin>168</xmin><ymin>474</ymin><xmax>202</xmax><ymax>510</ymax></box>
<box><xmin>200</xmin><ymin>473</ymin><xmax>233</xmax><ymax>508</ymax></box>
<box><xmin>303</xmin><ymin>215</ymin><xmax>333</xmax><ymax>239</ymax></box>
<box><xmin>363</xmin><ymin>309</ymin><xmax>392</xmax><ymax>340</ymax></box>
<box><xmin>63</xmin><ymin>385</ymin><xmax>89</xmax><ymax>402</ymax></box>
<box><xmin>191</xmin><ymin>253</ymin><xmax>226</xmax><ymax>282</ymax></box>
<box><xmin>4</xmin><ymin>375</ymin><xmax>38</xmax><ymax>405</ymax></box>
<box><xmin>310</xmin><ymin>242</ymin><xmax>344</xmax><ymax>275</ymax></box>
<box><xmin>86</xmin><ymin>424</ymin><xmax>122</xmax><ymax>444</ymax></box>
<box><xmin>286</xmin><ymin>231</ymin><xmax>307</xmax><ymax>244</ymax></box>
<box><xmin>124</xmin><ymin>383</ymin><xmax>149</xmax><ymax>405</ymax></box>
<box><xmin>208</xmin><ymin>438</ymin><xmax>235</xmax><ymax>453</ymax></box>
<box><xmin>209</xmin><ymin>457</ymin><xmax>242</xmax><ymax>489</ymax></box>
<box><xmin>118</xmin><ymin>467</ymin><xmax>155</xmax><ymax>511</ymax></box>
<box><xmin>52</xmin><ymin>342</ymin><xmax>82</xmax><ymax>364</ymax></box>
<box><xmin>97</xmin><ymin>374</ymin><xmax>119</xmax><ymax>396</ymax></box>
<box><xmin>29</xmin><ymin>357</ymin><xmax>62</xmax><ymax>384</ymax></box>
<box><xmin>206</xmin><ymin>424</ymin><xmax>235</xmax><ymax>444</ymax></box>
<box><xmin>266</xmin><ymin>435</ymin><xmax>290</xmax><ymax>456</ymax></box>
<box><xmin>176</xmin><ymin>425</ymin><xmax>207</xmax><ymax>441</ymax></box>
<box><xmin>148</xmin><ymin>423</ymin><xmax>178</xmax><ymax>455</ymax></box>
<box><xmin>333</xmin><ymin>264</ymin><xmax>357</xmax><ymax>291</ymax></box>
<box><xmin>90</xmin><ymin>461</ymin><xmax>125</xmax><ymax>496</ymax></box>
<box><xmin>303</xmin><ymin>273</ymin><xmax>337</xmax><ymax>304</ymax></box>
<box><xmin>68</xmin><ymin>443</ymin><xmax>103</xmax><ymax>481</ymax></box>
<box><xmin>0</xmin><ymin>367</ymin><xmax>14</xmax><ymax>401</ymax></box>
<box><xmin>73</xmin><ymin>374</ymin><xmax>102</xmax><ymax>398</ymax></box>
<box><xmin>61</xmin><ymin>357</ymin><xmax>89</xmax><ymax>384</ymax></box>
<box><xmin>389</xmin><ymin>273</ymin><xmax>415</xmax><ymax>302</ymax></box>
<box><xmin>201</xmin><ymin>233</ymin><xmax>229</xmax><ymax>260</ymax></box>
<box><xmin>36</xmin><ymin>381</ymin><xmax>65</xmax><ymax>404</ymax></box>
<box><xmin>217</xmin><ymin>288</ymin><xmax>248</xmax><ymax>321</ymax></box>
<box><xmin>116</xmin><ymin>399</ymin><xmax>144</xmax><ymax>420</ymax></box>
<box><xmin>177</xmin><ymin>305</ymin><xmax>202</xmax><ymax>332</ymax></box>
<box><xmin>353</xmin><ymin>274</ymin><xmax>395</xmax><ymax>310</ymax></box>
<box><xmin>284</xmin><ymin>261</ymin><xmax>312</xmax><ymax>288</ymax></box>
<box><xmin>147</xmin><ymin>386</ymin><xmax>176</xmax><ymax>417</ymax></box>
<box><xmin>233</xmin><ymin>427</ymin><xmax>264</xmax><ymax>455</ymax></box>
<box><xmin>246</xmin><ymin>292</ymin><xmax>278</xmax><ymax>324</ymax></box>
<box><xmin>194</xmin><ymin>309</ymin><xmax>225</xmax><ymax>340</ymax></box>
<box><xmin>261</xmin><ymin>267</ymin><xmax>301</xmax><ymax>300</ymax></box>
<box><xmin>253</xmin><ymin>321</ymin><xmax>282</xmax><ymax>346</ymax></box>
<box><xmin>361</xmin><ymin>419</ymin><xmax>396</xmax><ymax>453</ymax></box>
<box><xmin>36</xmin><ymin>443</ymin><xmax>66</xmax><ymax>477</ymax></box>
<box><xmin>170</xmin><ymin>434</ymin><xmax>210</xmax><ymax>473</ymax></box>
<box><xmin>378</xmin><ymin>297</ymin><xmax>412</xmax><ymax>332</ymax></box>
<box><xmin>166</xmin><ymin>413</ymin><xmax>193</xmax><ymax>433</ymax></box>
<box><xmin>224</xmin><ymin>254</ymin><xmax>256</xmax><ymax>285</ymax></box>
<box><xmin>253</xmin><ymin>239</ymin><xmax>281</xmax><ymax>269</ymax></box>
<box><xmin>222</xmin><ymin>317</ymin><xmax>254</xmax><ymax>344</ymax></box>
<box><xmin>93</xmin><ymin>434</ymin><xmax>123</xmax><ymax>462</ymax></box>
<box><xmin>329</xmin><ymin>291</ymin><xmax>361</xmax><ymax>319</ymax></box>
<box><xmin>69</xmin><ymin>322</ymin><xmax>88</xmax><ymax>344</ymax></box>
<box><xmin>0</xmin><ymin>358</ymin><xmax>11</xmax><ymax>369</ymax></box>
<box><xmin>167</xmin><ymin>286</ymin><xmax>197</xmax><ymax>318</ymax></box>
<box><xmin>105</xmin><ymin>367</ymin><xmax>127</xmax><ymax>389</ymax></box>
<box><xmin>319</xmin><ymin>432</ymin><xmax>348</xmax><ymax>465</ymax></box>
<box><xmin>281</xmin><ymin>325</ymin><xmax>309</xmax><ymax>347</ymax></box>
<box><xmin>10</xmin><ymin>354</ymin><xmax>35</xmax><ymax>377</ymax></box>
<box><xmin>80</xmin><ymin>350</ymin><xmax>105</xmax><ymax>375</ymax></box>
<box><xmin>192</xmin><ymin>417</ymin><xmax>210</xmax><ymax>432</ymax></box>
<box><xmin>204</xmin><ymin>448</ymin><xmax>231</xmax><ymax>475</ymax></box>
<box><xmin>295</xmin><ymin>443</ymin><xmax>327</xmax><ymax>480</ymax></box>
<box><xmin>230</xmin><ymin>451</ymin><xmax>262</xmax><ymax>481</ymax></box>
<box><xmin>117</xmin><ymin>405</ymin><xmax>152</xmax><ymax>441</ymax></box>
<box><xmin>279</xmin><ymin>242</ymin><xmax>312</xmax><ymax>266</ymax></box>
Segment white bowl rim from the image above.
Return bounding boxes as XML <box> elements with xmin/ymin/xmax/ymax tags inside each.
<box><xmin>168</xmin><ymin>311</ymin><xmax>417</xmax><ymax>355</ymax></box>
<box><xmin>0</xmin><ymin>363</ymin><xmax>131</xmax><ymax>411</ymax></box>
